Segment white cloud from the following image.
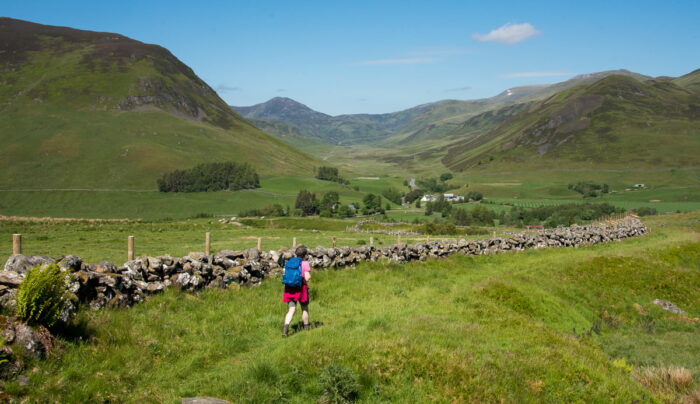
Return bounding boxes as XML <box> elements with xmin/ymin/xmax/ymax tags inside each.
<box><xmin>352</xmin><ymin>57</ymin><xmax>438</xmax><ymax>66</ymax></box>
<box><xmin>472</xmin><ymin>23</ymin><xmax>541</xmax><ymax>44</ymax></box>
<box><xmin>500</xmin><ymin>71</ymin><xmax>573</xmax><ymax>78</ymax></box>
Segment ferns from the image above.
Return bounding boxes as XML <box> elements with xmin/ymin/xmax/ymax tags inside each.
<box><xmin>16</xmin><ymin>264</ymin><xmax>68</xmax><ymax>327</ymax></box>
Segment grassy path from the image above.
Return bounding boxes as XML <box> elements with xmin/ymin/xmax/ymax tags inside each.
<box><xmin>9</xmin><ymin>213</ymin><xmax>700</xmax><ymax>402</ymax></box>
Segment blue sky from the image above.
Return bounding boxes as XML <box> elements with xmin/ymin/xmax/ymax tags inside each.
<box><xmin>5</xmin><ymin>0</ymin><xmax>700</xmax><ymax>115</ymax></box>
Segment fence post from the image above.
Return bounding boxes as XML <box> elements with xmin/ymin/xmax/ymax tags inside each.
<box><xmin>257</xmin><ymin>237</ymin><xmax>262</xmax><ymax>250</ymax></box>
<box><xmin>370</xmin><ymin>236</ymin><xmax>374</xmax><ymax>247</ymax></box>
<box><xmin>12</xmin><ymin>234</ymin><xmax>21</xmax><ymax>255</ymax></box>
<box><xmin>205</xmin><ymin>232</ymin><xmax>211</xmax><ymax>256</ymax></box>
<box><xmin>332</xmin><ymin>237</ymin><xmax>337</xmax><ymax>248</ymax></box>
<box><xmin>127</xmin><ymin>236</ymin><xmax>135</xmax><ymax>261</ymax></box>
<box><xmin>397</xmin><ymin>235</ymin><xmax>401</xmax><ymax>244</ymax></box>
<box><xmin>292</xmin><ymin>237</ymin><xmax>297</xmax><ymax>248</ymax></box>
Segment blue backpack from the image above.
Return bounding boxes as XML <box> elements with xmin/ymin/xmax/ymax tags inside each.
<box><xmin>282</xmin><ymin>257</ymin><xmax>304</xmax><ymax>287</ymax></box>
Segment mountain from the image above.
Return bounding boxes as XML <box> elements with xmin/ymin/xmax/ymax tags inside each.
<box><xmin>233</xmin><ymin>70</ymin><xmax>652</xmax><ymax>147</ymax></box>
<box><xmin>441</xmin><ymin>73</ymin><xmax>700</xmax><ymax>171</ymax></box>
<box><xmin>0</xmin><ymin>18</ymin><xmax>318</xmax><ymax>189</ymax></box>
<box><xmin>673</xmin><ymin>68</ymin><xmax>700</xmax><ymax>93</ymax></box>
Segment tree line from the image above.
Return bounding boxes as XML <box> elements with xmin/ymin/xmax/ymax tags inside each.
<box><xmin>157</xmin><ymin>162</ymin><xmax>260</xmax><ymax>192</ymax></box>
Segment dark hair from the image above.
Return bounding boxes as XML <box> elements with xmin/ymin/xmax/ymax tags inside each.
<box><xmin>295</xmin><ymin>245</ymin><xmax>308</xmax><ymax>258</ymax></box>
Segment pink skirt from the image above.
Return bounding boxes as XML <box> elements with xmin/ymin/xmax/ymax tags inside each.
<box><xmin>283</xmin><ymin>283</ymin><xmax>309</xmax><ymax>303</ymax></box>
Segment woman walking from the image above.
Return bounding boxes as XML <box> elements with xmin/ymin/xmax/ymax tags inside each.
<box><xmin>281</xmin><ymin>245</ymin><xmax>311</xmax><ymax>337</ymax></box>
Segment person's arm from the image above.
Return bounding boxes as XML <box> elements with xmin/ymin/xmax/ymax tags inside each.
<box><xmin>303</xmin><ymin>261</ymin><xmax>311</xmax><ymax>282</ymax></box>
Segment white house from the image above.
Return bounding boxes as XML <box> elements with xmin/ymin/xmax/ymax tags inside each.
<box><xmin>420</xmin><ymin>194</ymin><xmax>437</xmax><ymax>202</ymax></box>
<box><xmin>443</xmin><ymin>193</ymin><xmax>465</xmax><ymax>202</ymax></box>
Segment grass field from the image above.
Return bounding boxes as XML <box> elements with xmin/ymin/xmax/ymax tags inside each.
<box><xmin>0</xmin><ymin>176</ymin><xmax>407</xmax><ymax>220</ymax></box>
<box><xmin>0</xmin><ymin>216</ymin><xmax>483</xmax><ymax>264</ymax></box>
<box><xmin>6</xmin><ymin>212</ymin><xmax>700</xmax><ymax>402</ymax></box>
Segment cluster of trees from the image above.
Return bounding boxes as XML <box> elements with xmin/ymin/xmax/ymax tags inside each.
<box><xmin>416</xmin><ymin>173</ymin><xmax>454</xmax><ymax>193</ymax></box>
<box><xmin>381</xmin><ymin>187</ymin><xmax>404</xmax><ymax>205</ymax></box>
<box><xmin>421</xmin><ymin>201</ymin><xmax>623</xmax><ymax>230</ymax></box>
<box><xmin>466</xmin><ymin>191</ymin><xmax>483</xmax><ymax>201</ymax></box>
<box><xmin>425</xmin><ymin>196</ymin><xmax>454</xmax><ymax>217</ymax></box>
<box><xmin>451</xmin><ymin>205</ymin><xmax>497</xmax><ymax>226</ymax></box>
<box><xmin>157</xmin><ymin>162</ymin><xmax>259</xmax><ymax>192</ymax></box>
<box><xmin>500</xmin><ymin>202</ymin><xmax>622</xmax><ymax>227</ymax></box>
<box><xmin>316</xmin><ymin>166</ymin><xmax>349</xmax><ymax>185</ymax></box>
<box><xmin>404</xmin><ymin>189</ymin><xmax>424</xmax><ymax>204</ymax></box>
<box><xmin>361</xmin><ymin>193</ymin><xmax>385</xmax><ymax>215</ymax></box>
<box><xmin>294</xmin><ymin>190</ymin><xmax>381</xmax><ymax>217</ymax></box>
<box><xmin>568</xmin><ymin>182</ymin><xmax>610</xmax><ymax>198</ymax></box>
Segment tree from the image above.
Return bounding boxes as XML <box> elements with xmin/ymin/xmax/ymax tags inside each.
<box><xmin>440</xmin><ymin>173</ymin><xmax>453</xmax><ymax>182</ymax></box>
<box><xmin>404</xmin><ymin>189</ymin><xmax>424</xmax><ymax>204</ymax></box>
<box><xmin>320</xmin><ymin>191</ymin><xmax>340</xmax><ymax>213</ymax></box>
<box><xmin>362</xmin><ymin>193</ymin><xmax>384</xmax><ymax>215</ymax></box>
<box><xmin>381</xmin><ymin>187</ymin><xmax>404</xmax><ymax>205</ymax></box>
<box><xmin>452</xmin><ymin>208</ymin><xmax>471</xmax><ymax>226</ymax></box>
<box><xmin>295</xmin><ymin>190</ymin><xmax>318</xmax><ymax>216</ymax></box>
<box><xmin>467</xmin><ymin>191</ymin><xmax>483</xmax><ymax>201</ymax></box>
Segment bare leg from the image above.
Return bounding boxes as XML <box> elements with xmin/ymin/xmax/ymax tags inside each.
<box><xmin>284</xmin><ymin>304</ymin><xmax>296</xmax><ymax>325</ymax></box>
<box><xmin>301</xmin><ymin>302</ymin><xmax>310</xmax><ymax>327</ymax></box>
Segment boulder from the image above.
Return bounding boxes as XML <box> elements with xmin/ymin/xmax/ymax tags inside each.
<box><xmin>14</xmin><ymin>323</ymin><xmax>48</xmax><ymax>360</ymax></box>
<box><xmin>59</xmin><ymin>255</ymin><xmax>83</xmax><ymax>272</ymax></box>
<box><xmin>3</xmin><ymin>254</ymin><xmax>54</xmax><ymax>274</ymax></box>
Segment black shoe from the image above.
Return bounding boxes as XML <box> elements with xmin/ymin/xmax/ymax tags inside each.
<box><xmin>282</xmin><ymin>325</ymin><xmax>289</xmax><ymax>337</ymax></box>
<box><xmin>303</xmin><ymin>323</ymin><xmax>311</xmax><ymax>331</ymax></box>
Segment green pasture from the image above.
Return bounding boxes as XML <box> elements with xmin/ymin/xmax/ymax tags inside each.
<box><xmin>0</xmin><ymin>216</ymin><xmax>479</xmax><ymax>264</ymax></box>
<box><xmin>8</xmin><ymin>212</ymin><xmax>700</xmax><ymax>402</ymax></box>
<box><xmin>0</xmin><ymin>176</ymin><xmax>408</xmax><ymax>220</ymax></box>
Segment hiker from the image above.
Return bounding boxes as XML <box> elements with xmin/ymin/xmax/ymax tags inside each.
<box><xmin>281</xmin><ymin>245</ymin><xmax>311</xmax><ymax>337</ymax></box>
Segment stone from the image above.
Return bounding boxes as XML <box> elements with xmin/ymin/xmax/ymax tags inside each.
<box><xmin>653</xmin><ymin>299</ymin><xmax>686</xmax><ymax>315</ymax></box>
<box><xmin>3</xmin><ymin>254</ymin><xmax>54</xmax><ymax>274</ymax></box>
<box><xmin>59</xmin><ymin>255</ymin><xmax>83</xmax><ymax>272</ymax></box>
<box><xmin>0</xmin><ymin>271</ymin><xmax>23</xmax><ymax>287</ymax></box>
<box><xmin>0</xmin><ymin>289</ymin><xmax>18</xmax><ymax>310</ymax></box>
<box><xmin>15</xmin><ymin>323</ymin><xmax>47</xmax><ymax>360</ymax></box>
<box><xmin>181</xmin><ymin>398</ymin><xmax>232</xmax><ymax>404</ymax></box>
<box><xmin>1</xmin><ymin>317</ymin><xmax>15</xmax><ymax>344</ymax></box>
<box><xmin>146</xmin><ymin>282</ymin><xmax>165</xmax><ymax>294</ymax></box>
<box><xmin>95</xmin><ymin>261</ymin><xmax>117</xmax><ymax>274</ymax></box>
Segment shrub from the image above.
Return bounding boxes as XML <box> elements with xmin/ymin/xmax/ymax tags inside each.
<box><xmin>16</xmin><ymin>264</ymin><xmax>68</xmax><ymax>327</ymax></box>
<box><xmin>381</xmin><ymin>187</ymin><xmax>404</xmax><ymax>205</ymax></box>
<box><xmin>319</xmin><ymin>364</ymin><xmax>360</xmax><ymax>404</ymax></box>
<box><xmin>633</xmin><ymin>206</ymin><xmax>658</xmax><ymax>216</ymax></box>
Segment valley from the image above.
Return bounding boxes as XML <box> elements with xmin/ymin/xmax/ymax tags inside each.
<box><xmin>1</xmin><ymin>13</ymin><xmax>699</xmax><ymax>404</ymax></box>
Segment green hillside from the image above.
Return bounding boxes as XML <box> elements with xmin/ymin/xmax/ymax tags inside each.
<box><xmin>442</xmin><ymin>74</ymin><xmax>700</xmax><ymax>171</ymax></box>
<box><xmin>0</xmin><ymin>18</ymin><xmax>318</xmax><ymax>189</ymax></box>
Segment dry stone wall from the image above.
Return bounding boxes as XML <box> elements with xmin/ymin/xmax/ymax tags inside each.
<box><xmin>0</xmin><ymin>217</ymin><xmax>647</xmax><ymax>313</ymax></box>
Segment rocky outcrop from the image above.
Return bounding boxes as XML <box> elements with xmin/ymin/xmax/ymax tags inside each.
<box><xmin>0</xmin><ymin>217</ymin><xmax>647</xmax><ymax>312</ymax></box>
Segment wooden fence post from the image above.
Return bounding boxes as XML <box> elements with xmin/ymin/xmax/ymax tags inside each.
<box><xmin>397</xmin><ymin>235</ymin><xmax>401</xmax><ymax>244</ymax></box>
<box><xmin>205</xmin><ymin>232</ymin><xmax>211</xmax><ymax>256</ymax></box>
<box><xmin>370</xmin><ymin>237</ymin><xmax>374</xmax><ymax>247</ymax></box>
<box><xmin>12</xmin><ymin>234</ymin><xmax>21</xmax><ymax>255</ymax></box>
<box><xmin>292</xmin><ymin>237</ymin><xmax>297</xmax><ymax>248</ymax></box>
<box><xmin>127</xmin><ymin>236</ymin><xmax>135</xmax><ymax>261</ymax></box>
<box><xmin>332</xmin><ymin>237</ymin><xmax>337</xmax><ymax>247</ymax></box>
<box><xmin>257</xmin><ymin>237</ymin><xmax>262</xmax><ymax>250</ymax></box>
